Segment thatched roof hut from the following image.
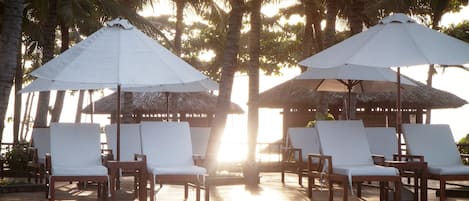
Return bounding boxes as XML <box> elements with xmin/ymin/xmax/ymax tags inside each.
<box><xmin>259</xmin><ymin>77</ymin><xmax>467</xmax><ymax>137</ymax></box>
<box><xmin>83</xmin><ymin>92</ymin><xmax>244</xmax><ymax>126</ymax></box>
<box><xmin>259</xmin><ymin>79</ymin><xmax>467</xmax><ymax>109</ymax></box>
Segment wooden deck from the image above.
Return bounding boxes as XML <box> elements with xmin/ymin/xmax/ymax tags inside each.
<box><xmin>1</xmin><ymin>173</ymin><xmax>469</xmax><ymax>201</ymax></box>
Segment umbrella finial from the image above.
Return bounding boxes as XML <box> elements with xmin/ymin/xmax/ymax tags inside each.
<box><xmin>106</xmin><ymin>18</ymin><xmax>134</xmax><ymax>30</ymax></box>
<box><xmin>380</xmin><ymin>13</ymin><xmax>416</xmax><ymax>24</ymax></box>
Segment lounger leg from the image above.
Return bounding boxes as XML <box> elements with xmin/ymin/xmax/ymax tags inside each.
<box><xmin>328</xmin><ymin>180</ymin><xmax>333</xmax><ymax>201</ymax></box>
<box><xmin>298</xmin><ymin>170</ymin><xmax>303</xmax><ymax>186</ymax></box>
<box><xmin>49</xmin><ymin>178</ymin><xmax>55</xmax><ymax>201</ymax></box>
<box><xmin>343</xmin><ymin>182</ymin><xmax>348</xmax><ymax>201</ymax></box>
<box><xmin>205</xmin><ymin>181</ymin><xmax>210</xmax><ymax>201</ymax></box>
<box><xmin>357</xmin><ymin>183</ymin><xmax>362</xmax><ymax>197</ymax></box>
<box><xmin>281</xmin><ymin>170</ymin><xmax>285</xmax><ymax>183</ymax></box>
<box><xmin>185</xmin><ymin>183</ymin><xmax>189</xmax><ymax>199</ymax></box>
<box><xmin>395</xmin><ymin>180</ymin><xmax>401</xmax><ymax>201</ymax></box>
<box><xmin>196</xmin><ymin>183</ymin><xmax>201</xmax><ymax>201</ymax></box>
<box><xmin>307</xmin><ymin>174</ymin><xmax>313</xmax><ymax>198</ymax></box>
<box><xmin>150</xmin><ymin>175</ymin><xmax>155</xmax><ymax>201</ymax></box>
<box><xmin>440</xmin><ymin>179</ymin><xmax>446</xmax><ymax>201</ymax></box>
<box><xmin>379</xmin><ymin>182</ymin><xmax>385</xmax><ymax>201</ymax></box>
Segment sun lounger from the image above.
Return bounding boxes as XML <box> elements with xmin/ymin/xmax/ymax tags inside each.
<box><xmin>139</xmin><ymin>121</ymin><xmax>208</xmax><ymax>201</ymax></box>
<box><xmin>313</xmin><ymin>120</ymin><xmax>401</xmax><ymax>201</ymax></box>
<box><xmin>28</xmin><ymin>127</ymin><xmax>50</xmax><ymax>184</ymax></box>
<box><xmin>281</xmin><ymin>127</ymin><xmax>320</xmax><ymax>186</ymax></box>
<box><xmin>403</xmin><ymin>123</ymin><xmax>469</xmax><ymax>201</ymax></box>
<box><xmin>46</xmin><ymin>123</ymin><xmax>108</xmax><ymax>201</ymax></box>
<box><xmin>190</xmin><ymin>127</ymin><xmax>211</xmax><ymax>163</ymax></box>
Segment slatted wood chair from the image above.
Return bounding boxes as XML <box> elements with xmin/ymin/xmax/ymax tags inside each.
<box><xmin>28</xmin><ymin>127</ymin><xmax>50</xmax><ymax>184</ymax></box>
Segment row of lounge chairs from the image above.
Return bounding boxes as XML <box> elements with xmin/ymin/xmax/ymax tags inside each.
<box><xmin>282</xmin><ymin>120</ymin><xmax>469</xmax><ymax>201</ymax></box>
<box><xmin>28</xmin><ymin>122</ymin><xmax>211</xmax><ymax>201</ymax></box>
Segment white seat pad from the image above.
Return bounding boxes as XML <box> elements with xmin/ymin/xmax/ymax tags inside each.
<box><xmin>53</xmin><ymin>166</ymin><xmax>108</xmax><ymax>176</ymax></box>
<box><xmin>149</xmin><ymin>165</ymin><xmax>207</xmax><ymax>175</ymax></box>
<box><xmin>429</xmin><ymin>165</ymin><xmax>469</xmax><ymax>175</ymax></box>
<box><xmin>333</xmin><ymin>165</ymin><xmax>399</xmax><ymax>176</ymax></box>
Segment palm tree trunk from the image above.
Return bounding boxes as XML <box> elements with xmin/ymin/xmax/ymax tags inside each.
<box><xmin>324</xmin><ymin>0</ymin><xmax>339</xmax><ymax>48</ymax></box>
<box><xmin>75</xmin><ymin>90</ymin><xmax>85</xmax><ymax>123</ymax></box>
<box><xmin>34</xmin><ymin>0</ymin><xmax>58</xmax><ymax>128</ymax></box>
<box><xmin>174</xmin><ymin>0</ymin><xmax>185</xmax><ymax>56</ymax></box>
<box><xmin>302</xmin><ymin>0</ymin><xmax>314</xmax><ymax>72</ymax></box>
<box><xmin>50</xmin><ymin>19</ymin><xmax>69</xmax><ymax>123</ymax></box>
<box><xmin>13</xmin><ymin>41</ymin><xmax>23</xmax><ymax>144</ymax></box>
<box><xmin>0</xmin><ymin>0</ymin><xmax>25</xmax><ymax>144</ymax></box>
<box><xmin>206</xmin><ymin>0</ymin><xmax>245</xmax><ymax>176</ymax></box>
<box><xmin>245</xmin><ymin>0</ymin><xmax>262</xmax><ymax>185</ymax></box>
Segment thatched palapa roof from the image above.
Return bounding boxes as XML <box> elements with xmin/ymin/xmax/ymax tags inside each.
<box><xmin>259</xmin><ymin>78</ymin><xmax>467</xmax><ymax>109</ymax></box>
<box><xmin>83</xmin><ymin>92</ymin><xmax>244</xmax><ymax>114</ymax></box>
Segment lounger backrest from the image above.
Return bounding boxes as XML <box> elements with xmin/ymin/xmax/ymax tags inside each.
<box><xmin>31</xmin><ymin>127</ymin><xmax>50</xmax><ymax>161</ymax></box>
<box><xmin>316</xmin><ymin>120</ymin><xmax>374</xmax><ymax>166</ymax></box>
<box><xmin>190</xmin><ymin>127</ymin><xmax>211</xmax><ymax>156</ymax></box>
<box><xmin>365</xmin><ymin>127</ymin><xmax>398</xmax><ymax>161</ymax></box>
<box><xmin>402</xmin><ymin>124</ymin><xmax>462</xmax><ymax>166</ymax></box>
<box><xmin>50</xmin><ymin>123</ymin><xmax>102</xmax><ymax>168</ymax></box>
<box><xmin>105</xmin><ymin>124</ymin><xmax>142</xmax><ymax>161</ymax></box>
<box><xmin>140</xmin><ymin>121</ymin><xmax>194</xmax><ymax>166</ymax></box>
<box><xmin>287</xmin><ymin>127</ymin><xmax>320</xmax><ymax>161</ymax></box>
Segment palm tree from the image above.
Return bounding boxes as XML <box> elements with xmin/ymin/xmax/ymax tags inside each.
<box><xmin>246</xmin><ymin>0</ymin><xmax>262</xmax><ymax>185</ymax></box>
<box><xmin>206</xmin><ymin>0</ymin><xmax>245</xmax><ymax>176</ymax></box>
<box><xmin>0</xmin><ymin>0</ymin><xmax>25</xmax><ymax>144</ymax></box>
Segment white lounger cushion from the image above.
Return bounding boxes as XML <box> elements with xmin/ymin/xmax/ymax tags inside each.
<box><xmin>31</xmin><ymin>128</ymin><xmax>50</xmax><ymax>164</ymax></box>
<box><xmin>190</xmin><ymin>127</ymin><xmax>211</xmax><ymax>156</ymax></box>
<box><xmin>53</xmin><ymin>166</ymin><xmax>108</xmax><ymax>176</ymax></box>
<box><xmin>334</xmin><ymin>165</ymin><xmax>399</xmax><ymax>176</ymax></box>
<box><xmin>428</xmin><ymin>165</ymin><xmax>469</xmax><ymax>175</ymax></box>
<box><xmin>105</xmin><ymin>124</ymin><xmax>142</xmax><ymax>161</ymax></box>
<box><xmin>365</xmin><ymin>127</ymin><xmax>398</xmax><ymax>161</ymax></box>
<box><xmin>140</xmin><ymin>121</ymin><xmax>207</xmax><ymax>176</ymax></box>
<box><xmin>50</xmin><ymin>123</ymin><xmax>106</xmax><ymax>176</ymax></box>
<box><xmin>315</xmin><ymin>120</ymin><xmax>375</xmax><ymax>167</ymax></box>
<box><xmin>287</xmin><ymin>127</ymin><xmax>320</xmax><ymax>160</ymax></box>
<box><xmin>402</xmin><ymin>124</ymin><xmax>462</xmax><ymax>167</ymax></box>
<box><xmin>148</xmin><ymin>165</ymin><xmax>207</xmax><ymax>175</ymax></box>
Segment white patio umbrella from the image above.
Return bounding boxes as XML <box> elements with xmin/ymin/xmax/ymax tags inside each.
<box><xmin>295</xmin><ymin>65</ymin><xmax>415</xmax><ymax>119</ymax></box>
<box><xmin>26</xmin><ymin>18</ymin><xmax>218</xmax><ymax>160</ymax></box>
<box><xmin>299</xmin><ymin>13</ymin><xmax>469</xmax><ymax>153</ymax></box>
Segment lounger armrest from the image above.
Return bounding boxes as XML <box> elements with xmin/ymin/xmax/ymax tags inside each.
<box><xmin>101</xmin><ymin>149</ymin><xmax>113</xmax><ymax>160</ymax></box>
<box><xmin>134</xmin><ymin>154</ymin><xmax>147</xmax><ymax>163</ymax></box>
<box><xmin>372</xmin><ymin>154</ymin><xmax>385</xmax><ymax>165</ymax></box>
<box><xmin>27</xmin><ymin>147</ymin><xmax>39</xmax><ymax>163</ymax></box>
<box><xmin>283</xmin><ymin>147</ymin><xmax>304</xmax><ymax>164</ymax></box>
<box><xmin>393</xmin><ymin>154</ymin><xmax>424</xmax><ymax>162</ymax></box>
<box><xmin>192</xmin><ymin>154</ymin><xmax>205</xmax><ymax>166</ymax></box>
<box><xmin>308</xmin><ymin>154</ymin><xmax>332</xmax><ymax>174</ymax></box>
<box><xmin>45</xmin><ymin>153</ymin><xmax>52</xmax><ymax>175</ymax></box>
<box><xmin>460</xmin><ymin>154</ymin><xmax>469</xmax><ymax>159</ymax></box>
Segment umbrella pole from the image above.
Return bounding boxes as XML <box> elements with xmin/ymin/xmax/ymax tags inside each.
<box><xmin>347</xmin><ymin>85</ymin><xmax>352</xmax><ymax>120</ymax></box>
<box><xmin>165</xmin><ymin>92</ymin><xmax>169</xmax><ymax>121</ymax></box>
<box><xmin>89</xmin><ymin>90</ymin><xmax>94</xmax><ymax>123</ymax></box>
<box><xmin>396</xmin><ymin>67</ymin><xmax>402</xmax><ymax>156</ymax></box>
<box><xmin>116</xmin><ymin>85</ymin><xmax>121</xmax><ymax>161</ymax></box>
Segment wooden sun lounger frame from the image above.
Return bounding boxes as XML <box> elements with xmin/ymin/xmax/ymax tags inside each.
<box><xmin>307</xmin><ymin>154</ymin><xmax>402</xmax><ymax>201</ymax></box>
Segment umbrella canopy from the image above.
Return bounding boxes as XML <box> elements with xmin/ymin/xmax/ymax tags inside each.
<box><xmin>299</xmin><ymin>13</ymin><xmax>469</xmax><ymax>68</ymax></box>
<box><xmin>30</xmin><ymin>18</ymin><xmax>211</xmax><ymax>87</ymax></box>
<box><xmin>26</xmin><ymin>18</ymin><xmax>217</xmax><ymax>161</ymax></box>
<box><xmin>82</xmin><ymin>92</ymin><xmax>244</xmax><ymax>115</ymax></box>
<box><xmin>295</xmin><ymin>65</ymin><xmax>415</xmax><ymax>119</ymax></box>
<box><xmin>295</xmin><ymin>65</ymin><xmax>415</xmax><ymax>93</ymax></box>
<box><xmin>21</xmin><ymin>77</ymin><xmax>218</xmax><ymax>93</ymax></box>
